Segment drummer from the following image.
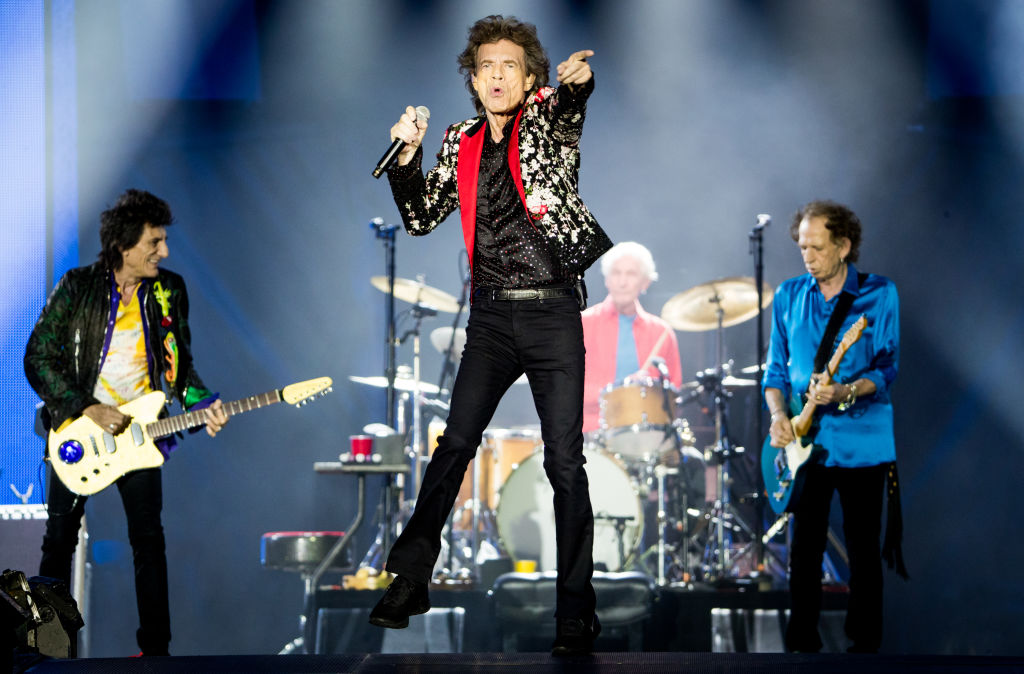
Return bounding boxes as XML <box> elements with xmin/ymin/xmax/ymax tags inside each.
<box><xmin>581</xmin><ymin>241</ymin><xmax>683</xmax><ymax>435</ymax></box>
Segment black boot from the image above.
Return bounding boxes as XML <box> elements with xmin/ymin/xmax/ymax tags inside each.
<box><xmin>551</xmin><ymin>613</ymin><xmax>601</xmax><ymax>656</ymax></box>
<box><xmin>368</xmin><ymin>575</ymin><xmax>431</xmax><ymax>629</ymax></box>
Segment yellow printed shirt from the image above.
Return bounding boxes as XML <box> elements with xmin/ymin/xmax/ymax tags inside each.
<box><xmin>92</xmin><ymin>288</ymin><xmax>153</xmax><ymax>406</ymax></box>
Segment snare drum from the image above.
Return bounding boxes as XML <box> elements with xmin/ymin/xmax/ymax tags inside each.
<box><xmin>495</xmin><ymin>449</ymin><xmax>642</xmax><ymax>572</ymax></box>
<box><xmin>599</xmin><ymin>378</ymin><xmax>679</xmax><ymax>461</ymax></box>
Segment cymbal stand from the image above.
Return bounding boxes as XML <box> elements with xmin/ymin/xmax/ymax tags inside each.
<box><xmin>359</xmin><ymin>298</ymin><xmax>436</xmax><ymax>572</ymax></box>
<box><xmin>436</xmin><ymin>252</ymin><xmax>470</xmax><ymax>398</ymax></box>
<box><xmin>398</xmin><ymin>299</ymin><xmax>437</xmax><ymax>499</ymax></box>
<box><xmin>700</xmin><ymin>295</ymin><xmax>758</xmax><ymax>583</ymax></box>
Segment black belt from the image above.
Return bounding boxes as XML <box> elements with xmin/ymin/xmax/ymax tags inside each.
<box><xmin>475</xmin><ymin>286</ymin><xmax>575</xmax><ymax>301</ymax></box>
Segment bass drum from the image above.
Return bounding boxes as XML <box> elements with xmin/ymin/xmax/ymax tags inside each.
<box><xmin>495</xmin><ymin>449</ymin><xmax>642</xmax><ymax>573</ymax></box>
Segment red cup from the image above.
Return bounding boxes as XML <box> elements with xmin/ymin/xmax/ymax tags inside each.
<box><xmin>350</xmin><ymin>435</ymin><xmax>373</xmax><ymax>460</ymax></box>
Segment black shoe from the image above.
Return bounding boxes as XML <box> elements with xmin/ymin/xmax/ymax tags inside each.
<box><xmin>551</xmin><ymin>614</ymin><xmax>601</xmax><ymax>657</ymax></box>
<box><xmin>368</xmin><ymin>575</ymin><xmax>430</xmax><ymax>629</ymax></box>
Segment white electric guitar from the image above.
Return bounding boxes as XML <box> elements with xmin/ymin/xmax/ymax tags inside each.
<box><xmin>48</xmin><ymin>377</ymin><xmax>333</xmax><ymax>496</ymax></box>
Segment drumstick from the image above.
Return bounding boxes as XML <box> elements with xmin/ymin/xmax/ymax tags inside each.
<box><xmin>638</xmin><ymin>328</ymin><xmax>672</xmax><ymax>373</ymax></box>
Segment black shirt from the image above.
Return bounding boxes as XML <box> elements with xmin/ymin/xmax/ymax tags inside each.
<box><xmin>473</xmin><ymin>114</ymin><xmax>567</xmax><ymax>290</ymax></box>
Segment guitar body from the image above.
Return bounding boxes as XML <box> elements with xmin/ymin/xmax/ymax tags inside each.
<box><xmin>761</xmin><ymin>427</ymin><xmax>819</xmax><ymax>514</ymax></box>
<box><xmin>47</xmin><ymin>391</ymin><xmax>169</xmax><ymax>496</ymax></box>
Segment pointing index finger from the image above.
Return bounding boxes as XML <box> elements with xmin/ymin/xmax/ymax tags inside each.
<box><xmin>571</xmin><ymin>49</ymin><xmax>595</xmax><ymax>62</ymax></box>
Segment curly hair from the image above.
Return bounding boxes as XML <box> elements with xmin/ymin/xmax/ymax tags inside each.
<box><xmin>790</xmin><ymin>199</ymin><xmax>862</xmax><ymax>263</ymax></box>
<box><xmin>457</xmin><ymin>15</ymin><xmax>550</xmax><ymax>115</ymax></box>
<box><xmin>98</xmin><ymin>189</ymin><xmax>174</xmax><ymax>271</ymax></box>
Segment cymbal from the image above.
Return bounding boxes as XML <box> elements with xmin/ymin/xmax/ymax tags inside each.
<box><xmin>349</xmin><ymin>374</ymin><xmax>440</xmax><ymax>395</ymax></box>
<box><xmin>430</xmin><ymin>327</ymin><xmax>467</xmax><ymax>360</ymax></box>
<box><xmin>660</xmin><ymin>276</ymin><xmax>772</xmax><ymax>331</ymax></box>
<box><xmin>370</xmin><ymin>276</ymin><xmax>461</xmax><ymax>314</ymax></box>
<box><xmin>681</xmin><ymin>374</ymin><xmax>759</xmax><ymax>390</ymax></box>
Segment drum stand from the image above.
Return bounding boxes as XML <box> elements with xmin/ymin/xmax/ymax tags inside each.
<box><xmin>631</xmin><ymin>418</ymin><xmax>704</xmax><ymax>586</ymax></box>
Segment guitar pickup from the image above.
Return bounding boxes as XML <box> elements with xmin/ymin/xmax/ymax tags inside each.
<box><xmin>103</xmin><ymin>433</ymin><xmax>116</xmax><ymax>453</ymax></box>
<box><xmin>773</xmin><ymin>454</ymin><xmax>789</xmax><ymax>480</ymax></box>
<box><xmin>89</xmin><ymin>435</ymin><xmax>100</xmax><ymax>457</ymax></box>
<box><xmin>131</xmin><ymin>423</ymin><xmax>144</xmax><ymax>446</ymax></box>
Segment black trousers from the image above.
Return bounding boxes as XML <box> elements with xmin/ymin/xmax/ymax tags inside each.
<box><xmin>785</xmin><ymin>463</ymin><xmax>886</xmax><ymax>653</ymax></box>
<box><xmin>41</xmin><ymin>465</ymin><xmax>171</xmax><ymax>656</ymax></box>
<box><xmin>386</xmin><ymin>294</ymin><xmax>597</xmax><ymax>620</ymax></box>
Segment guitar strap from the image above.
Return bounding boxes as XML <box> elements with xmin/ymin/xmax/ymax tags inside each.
<box><xmin>812</xmin><ymin>272</ymin><xmax>868</xmax><ymax>374</ymax></box>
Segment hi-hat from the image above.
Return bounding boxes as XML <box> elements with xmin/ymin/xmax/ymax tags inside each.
<box><xmin>661</xmin><ymin>276</ymin><xmax>772</xmax><ymax>331</ymax></box>
<box><xmin>370</xmin><ymin>276</ymin><xmax>461</xmax><ymax>314</ymax></box>
<box><xmin>682</xmin><ymin>375</ymin><xmax>759</xmax><ymax>390</ymax></box>
<box><xmin>349</xmin><ymin>374</ymin><xmax>440</xmax><ymax>395</ymax></box>
<box><xmin>430</xmin><ymin>327</ymin><xmax>467</xmax><ymax>360</ymax></box>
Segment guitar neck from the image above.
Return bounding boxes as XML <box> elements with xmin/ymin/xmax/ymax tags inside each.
<box><xmin>146</xmin><ymin>390</ymin><xmax>282</xmax><ymax>439</ymax></box>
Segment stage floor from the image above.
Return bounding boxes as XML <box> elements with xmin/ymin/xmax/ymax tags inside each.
<box><xmin>24</xmin><ymin>652</ymin><xmax>1024</xmax><ymax>673</ymax></box>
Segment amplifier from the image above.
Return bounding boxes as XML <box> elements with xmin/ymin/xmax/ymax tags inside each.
<box><xmin>0</xmin><ymin>504</ymin><xmax>47</xmax><ymax>576</ymax></box>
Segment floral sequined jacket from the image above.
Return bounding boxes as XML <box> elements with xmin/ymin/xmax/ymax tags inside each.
<box><xmin>388</xmin><ymin>78</ymin><xmax>612</xmax><ymax>281</ymax></box>
<box><xmin>24</xmin><ymin>262</ymin><xmax>213</xmax><ymax>434</ymax></box>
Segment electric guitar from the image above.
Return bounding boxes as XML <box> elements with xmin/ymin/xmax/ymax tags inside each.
<box><xmin>48</xmin><ymin>377</ymin><xmax>333</xmax><ymax>496</ymax></box>
<box><xmin>761</xmin><ymin>316</ymin><xmax>867</xmax><ymax>513</ymax></box>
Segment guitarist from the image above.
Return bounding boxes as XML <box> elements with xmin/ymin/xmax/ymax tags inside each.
<box><xmin>24</xmin><ymin>189</ymin><xmax>228</xmax><ymax>656</ymax></box>
<box><xmin>763</xmin><ymin>200</ymin><xmax>901</xmax><ymax>654</ymax></box>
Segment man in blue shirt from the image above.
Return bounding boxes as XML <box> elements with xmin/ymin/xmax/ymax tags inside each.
<box><xmin>763</xmin><ymin>200</ymin><xmax>899</xmax><ymax>653</ymax></box>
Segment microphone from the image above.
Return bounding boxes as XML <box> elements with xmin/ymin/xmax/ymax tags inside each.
<box><xmin>372</xmin><ymin>106</ymin><xmax>430</xmax><ymax>179</ymax></box>
<box><xmin>650</xmin><ymin>356</ymin><xmax>670</xmax><ymax>380</ymax></box>
<box><xmin>754</xmin><ymin>213</ymin><xmax>772</xmax><ymax>230</ymax></box>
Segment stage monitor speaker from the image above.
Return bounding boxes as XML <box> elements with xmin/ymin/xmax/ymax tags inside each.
<box><xmin>711</xmin><ymin>608</ymin><xmax>847</xmax><ymax>653</ymax></box>
<box><xmin>316</xmin><ymin>607</ymin><xmax>464</xmax><ymax>654</ymax></box>
<box><xmin>0</xmin><ymin>505</ymin><xmax>47</xmax><ymax>576</ymax></box>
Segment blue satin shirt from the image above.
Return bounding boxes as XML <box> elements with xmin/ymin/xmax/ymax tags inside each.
<box><xmin>762</xmin><ymin>264</ymin><xmax>899</xmax><ymax>468</ymax></box>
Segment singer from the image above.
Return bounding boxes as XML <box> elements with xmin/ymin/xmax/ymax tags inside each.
<box><xmin>369</xmin><ymin>14</ymin><xmax>612</xmax><ymax>656</ymax></box>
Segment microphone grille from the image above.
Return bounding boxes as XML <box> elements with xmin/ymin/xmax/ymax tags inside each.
<box><xmin>415</xmin><ymin>106</ymin><xmax>431</xmax><ymax>121</ymax></box>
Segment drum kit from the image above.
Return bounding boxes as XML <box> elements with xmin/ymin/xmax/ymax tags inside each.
<box><xmin>349</xmin><ymin>272</ymin><xmax>774</xmax><ymax>588</ymax></box>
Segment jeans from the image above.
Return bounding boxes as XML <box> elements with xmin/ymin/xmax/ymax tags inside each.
<box><xmin>785</xmin><ymin>463</ymin><xmax>886</xmax><ymax>653</ymax></box>
<box><xmin>41</xmin><ymin>465</ymin><xmax>171</xmax><ymax>655</ymax></box>
<box><xmin>386</xmin><ymin>294</ymin><xmax>597</xmax><ymax>620</ymax></box>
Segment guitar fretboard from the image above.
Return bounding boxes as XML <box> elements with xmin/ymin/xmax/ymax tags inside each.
<box><xmin>146</xmin><ymin>390</ymin><xmax>282</xmax><ymax>439</ymax></box>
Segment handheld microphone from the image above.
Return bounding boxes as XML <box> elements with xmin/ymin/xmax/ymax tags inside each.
<box><xmin>754</xmin><ymin>213</ymin><xmax>772</xmax><ymax>229</ymax></box>
<box><xmin>372</xmin><ymin>106</ymin><xmax>430</xmax><ymax>179</ymax></box>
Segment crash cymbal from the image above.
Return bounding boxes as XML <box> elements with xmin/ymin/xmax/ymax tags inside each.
<box><xmin>349</xmin><ymin>374</ymin><xmax>440</xmax><ymax>395</ymax></box>
<box><xmin>660</xmin><ymin>276</ymin><xmax>772</xmax><ymax>331</ymax></box>
<box><xmin>430</xmin><ymin>327</ymin><xmax>467</xmax><ymax>360</ymax></box>
<box><xmin>370</xmin><ymin>276</ymin><xmax>461</xmax><ymax>314</ymax></box>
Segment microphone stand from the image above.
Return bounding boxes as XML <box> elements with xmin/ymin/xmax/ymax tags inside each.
<box><xmin>370</xmin><ymin>217</ymin><xmax>400</xmax><ymax>561</ymax></box>
<box><xmin>749</xmin><ymin>214</ymin><xmax>770</xmax><ymax>573</ymax></box>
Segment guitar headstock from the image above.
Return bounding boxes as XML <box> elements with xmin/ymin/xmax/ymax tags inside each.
<box><xmin>840</xmin><ymin>315</ymin><xmax>868</xmax><ymax>348</ymax></box>
<box><xmin>282</xmin><ymin>377</ymin><xmax>334</xmax><ymax>406</ymax></box>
